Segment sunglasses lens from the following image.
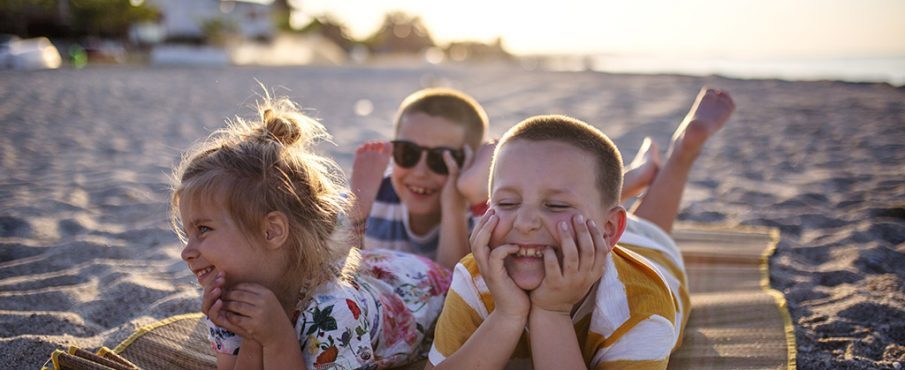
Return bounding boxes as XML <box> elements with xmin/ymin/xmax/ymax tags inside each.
<box><xmin>426</xmin><ymin>150</ymin><xmax>449</xmax><ymax>174</ymax></box>
<box><xmin>392</xmin><ymin>141</ymin><xmax>465</xmax><ymax>175</ymax></box>
<box><xmin>392</xmin><ymin>141</ymin><xmax>421</xmax><ymax>168</ymax></box>
<box><xmin>426</xmin><ymin>148</ymin><xmax>465</xmax><ymax>175</ymax></box>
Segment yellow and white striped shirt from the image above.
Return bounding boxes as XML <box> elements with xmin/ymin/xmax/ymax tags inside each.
<box><xmin>429</xmin><ymin>215</ymin><xmax>690</xmax><ymax>369</ymax></box>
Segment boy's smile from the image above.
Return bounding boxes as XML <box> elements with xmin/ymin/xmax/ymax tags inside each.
<box><xmin>489</xmin><ymin>139</ymin><xmax>608</xmax><ymax>291</ymax></box>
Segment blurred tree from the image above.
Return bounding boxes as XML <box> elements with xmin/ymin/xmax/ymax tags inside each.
<box><xmin>0</xmin><ymin>0</ymin><xmax>60</xmax><ymax>37</ymax></box>
<box><xmin>200</xmin><ymin>17</ymin><xmax>240</xmax><ymax>47</ymax></box>
<box><xmin>364</xmin><ymin>11</ymin><xmax>434</xmax><ymax>54</ymax></box>
<box><xmin>296</xmin><ymin>15</ymin><xmax>356</xmax><ymax>52</ymax></box>
<box><xmin>0</xmin><ymin>0</ymin><xmax>158</xmax><ymax>39</ymax></box>
<box><xmin>272</xmin><ymin>0</ymin><xmax>291</xmax><ymax>31</ymax></box>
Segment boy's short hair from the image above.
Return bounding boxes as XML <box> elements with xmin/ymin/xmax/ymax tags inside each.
<box><xmin>395</xmin><ymin>88</ymin><xmax>488</xmax><ymax>150</ymax></box>
<box><xmin>494</xmin><ymin>114</ymin><xmax>624</xmax><ymax>208</ymax></box>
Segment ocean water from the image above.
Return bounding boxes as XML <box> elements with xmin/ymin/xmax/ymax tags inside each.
<box><xmin>534</xmin><ymin>54</ymin><xmax>905</xmax><ymax>86</ymax></box>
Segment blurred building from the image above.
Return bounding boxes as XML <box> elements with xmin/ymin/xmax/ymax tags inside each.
<box><xmin>143</xmin><ymin>0</ymin><xmax>274</xmax><ymax>43</ymax></box>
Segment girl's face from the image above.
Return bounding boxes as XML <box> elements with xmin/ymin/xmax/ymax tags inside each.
<box><xmin>489</xmin><ymin>140</ymin><xmax>613</xmax><ymax>291</ymax></box>
<box><xmin>391</xmin><ymin>112</ymin><xmax>467</xmax><ymax>219</ymax></box>
<box><xmin>179</xmin><ymin>195</ymin><xmax>282</xmax><ymax>290</ymax></box>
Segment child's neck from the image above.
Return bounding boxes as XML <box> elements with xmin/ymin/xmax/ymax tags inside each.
<box><xmin>408</xmin><ymin>210</ymin><xmax>440</xmax><ymax>235</ymax></box>
<box><xmin>275</xmin><ymin>279</ymin><xmax>305</xmax><ymax>316</ymax></box>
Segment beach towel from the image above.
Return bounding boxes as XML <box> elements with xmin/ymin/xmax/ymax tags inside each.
<box><xmin>42</xmin><ymin>224</ymin><xmax>794</xmax><ymax>370</ymax></box>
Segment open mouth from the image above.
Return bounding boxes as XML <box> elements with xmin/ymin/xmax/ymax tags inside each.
<box><xmin>514</xmin><ymin>245</ymin><xmax>548</xmax><ymax>258</ymax></box>
<box><xmin>407</xmin><ymin>185</ymin><xmax>437</xmax><ymax>196</ymax></box>
<box><xmin>193</xmin><ymin>266</ymin><xmax>214</xmax><ymax>283</ymax></box>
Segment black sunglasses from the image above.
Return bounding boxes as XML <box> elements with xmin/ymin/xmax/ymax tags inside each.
<box><xmin>391</xmin><ymin>140</ymin><xmax>465</xmax><ymax>175</ymax></box>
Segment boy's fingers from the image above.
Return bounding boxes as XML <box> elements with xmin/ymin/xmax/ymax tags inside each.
<box><xmin>470</xmin><ymin>213</ymin><xmax>498</xmax><ymax>271</ymax></box>
<box><xmin>443</xmin><ymin>151</ymin><xmax>460</xmax><ymax>178</ymax></box>
<box><xmin>558</xmin><ymin>220</ymin><xmax>579</xmax><ymax>276</ymax></box>
<box><xmin>542</xmin><ymin>246</ymin><xmax>562</xmax><ymax>281</ymax></box>
<box><xmin>470</xmin><ymin>211</ymin><xmax>496</xmax><ymax>250</ymax></box>
<box><xmin>488</xmin><ymin>244</ymin><xmax>519</xmax><ymax>271</ymax></box>
<box><xmin>573</xmin><ymin>215</ymin><xmax>594</xmax><ymax>272</ymax></box>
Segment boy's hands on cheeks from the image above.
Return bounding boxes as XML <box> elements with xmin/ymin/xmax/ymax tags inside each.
<box><xmin>208</xmin><ymin>282</ymin><xmax>297</xmax><ymax>348</ymax></box>
<box><xmin>471</xmin><ymin>209</ymin><xmax>529</xmax><ymax>321</ymax></box>
<box><xmin>530</xmin><ymin>214</ymin><xmax>610</xmax><ymax>315</ymax></box>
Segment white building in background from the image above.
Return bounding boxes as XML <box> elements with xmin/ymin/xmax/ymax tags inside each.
<box><xmin>139</xmin><ymin>0</ymin><xmax>274</xmax><ymax>43</ymax></box>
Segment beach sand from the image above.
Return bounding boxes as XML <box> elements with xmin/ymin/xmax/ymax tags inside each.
<box><xmin>1</xmin><ymin>64</ymin><xmax>903</xmax><ymax>369</ymax></box>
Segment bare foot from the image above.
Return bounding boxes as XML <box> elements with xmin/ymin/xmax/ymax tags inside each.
<box><xmin>621</xmin><ymin>137</ymin><xmax>660</xmax><ymax>201</ymax></box>
<box><xmin>670</xmin><ymin>87</ymin><xmax>735</xmax><ymax>162</ymax></box>
<box><xmin>350</xmin><ymin>141</ymin><xmax>391</xmax><ymax>222</ymax></box>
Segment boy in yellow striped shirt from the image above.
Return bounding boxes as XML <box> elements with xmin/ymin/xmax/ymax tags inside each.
<box><xmin>427</xmin><ymin>88</ymin><xmax>735</xmax><ymax>369</ymax></box>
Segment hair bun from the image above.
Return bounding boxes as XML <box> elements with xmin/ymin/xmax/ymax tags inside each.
<box><xmin>262</xmin><ymin>108</ymin><xmax>303</xmax><ymax>145</ymax></box>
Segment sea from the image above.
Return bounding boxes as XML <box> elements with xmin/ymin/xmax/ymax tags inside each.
<box><xmin>531</xmin><ymin>54</ymin><xmax>905</xmax><ymax>86</ymax></box>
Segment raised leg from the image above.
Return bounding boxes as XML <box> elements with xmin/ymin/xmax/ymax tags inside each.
<box><xmin>632</xmin><ymin>87</ymin><xmax>735</xmax><ymax>233</ymax></box>
<box><xmin>621</xmin><ymin>137</ymin><xmax>660</xmax><ymax>202</ymax></box>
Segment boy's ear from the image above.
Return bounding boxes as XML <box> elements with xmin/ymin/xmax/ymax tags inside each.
<box><xmin>262</xmin><ymin>211</ymin><xmax>289</xmax><ymax>250</ymax></box>
<box><xmin>603</xmin><ymin>206</ymin><xmax>627</xmax><ymax>249</ymax></box>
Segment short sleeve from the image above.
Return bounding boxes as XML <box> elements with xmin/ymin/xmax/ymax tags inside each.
<box><xmin>297</xmin><ymin>296</ymin><xmax>374</xmax><ymax>369</ymax></box>
<box><xmin>428</xmin><ymin>261</ymin><xmax>486</xmax><ymax>365</ymax></box>
<box><xmin>205</xmin><ymin>316</ymin><xmax>241</xmax><ymax>356</ymax></box>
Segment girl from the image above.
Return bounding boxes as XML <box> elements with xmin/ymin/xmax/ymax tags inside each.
<box><xmin>170</xmin><ymin>95</ymin><xmax>451</xmax><ymax>369</ymax></box>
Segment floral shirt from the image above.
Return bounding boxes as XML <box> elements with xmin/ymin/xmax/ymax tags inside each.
<box><xmin>206</xmin><ymin>249</ymin><xmax>452</xmax><ymax>369</ymax></box>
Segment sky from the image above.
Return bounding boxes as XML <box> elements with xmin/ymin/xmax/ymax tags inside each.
<box><xmin>290</xmin><ymin>0</ymin><xmax>905</xmax><ymax>58</ymax></box>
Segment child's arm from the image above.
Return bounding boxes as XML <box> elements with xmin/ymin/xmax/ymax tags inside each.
<box><xmin>431</xmin><ymin>210</ymin><xmax>529</xmax><ymax>369</ymax></box>
<box><xmin>436</xmin><ymin>148</ymin><xmax>474</xmax><ymax>269</ymax></box>
<box><xmin>528</xmin><ymin>215</ymin><xmax>612</xmax><ymax>370</ymax></box>
<box><xmin>456</xmin><ymin>140</ymin><xmax>496</xmax><ymax>206</ymax></box>
<box><xmin>208</xmin><ymin>283</ymin><xmax>304</xmax><ymax>369</ymax></box>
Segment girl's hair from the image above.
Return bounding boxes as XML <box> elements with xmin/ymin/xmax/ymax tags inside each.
<box><xmin>170</xmin><ymin>95</ymin><xmax>356</xmax><ymax>305</ymax></box>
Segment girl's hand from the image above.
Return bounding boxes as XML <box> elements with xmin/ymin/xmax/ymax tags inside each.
<box><xmin>530</xmin><ymin>214</ymin><xmax>610</xmax><ymax>314</ymax></box>
<box><xmin>471</xmin><ymin>209</ymin><xmax>529</xmax><ymax>321</ymax></box>
<box><xmin>208</xmin><ymin>283</ymin><xmax>297</xmax><ymax>348</ymax></box>
<box><xmin>201</xmin><ymin>271</ymin><xmax>225</xmax><ymax>316</ymax></box>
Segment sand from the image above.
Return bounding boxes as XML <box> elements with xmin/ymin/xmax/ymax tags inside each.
<box><xmin>1</xmin><ymin>64</ymin><xmax>903</xmax><ymax>369</ymax></box>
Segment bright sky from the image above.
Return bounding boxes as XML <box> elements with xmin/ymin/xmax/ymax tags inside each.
<box><xmin>292</xmin><ymin>0</ymin><xmax>905</xmax><ymax>57</ymax></box>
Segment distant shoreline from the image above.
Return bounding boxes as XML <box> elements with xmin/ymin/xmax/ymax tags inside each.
<box><xmin>522</xmin><ymin>53</ymin><xmax>905</xmax><ymax>87</ymax></box>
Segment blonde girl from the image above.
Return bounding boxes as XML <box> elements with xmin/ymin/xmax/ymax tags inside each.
<box><xmin>171</xmin><ymin>95</ymin><xmax>450</xmax><ymax>369</ymax></box>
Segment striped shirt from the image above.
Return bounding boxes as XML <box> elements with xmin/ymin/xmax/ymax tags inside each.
<box><xmin>363</xmin><ymin>176</ymin><xmax>477</xmax><ymax>260</ymax></box>
<box><xmin>428</xmin><ymin>214</ymin><xmax>691</xmax><ymax>369</ymax></box>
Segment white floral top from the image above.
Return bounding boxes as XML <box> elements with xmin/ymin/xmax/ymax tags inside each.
<box><xmin>206</xmin><ymin>249</ymin><xmax>451</xmax><ymax>369</ymax></box>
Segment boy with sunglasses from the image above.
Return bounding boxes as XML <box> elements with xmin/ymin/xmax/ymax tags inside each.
<box><xmin>350</xmin><ymin>88</ymin><xmax>488</xmax><ymax>269</ymax></box>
